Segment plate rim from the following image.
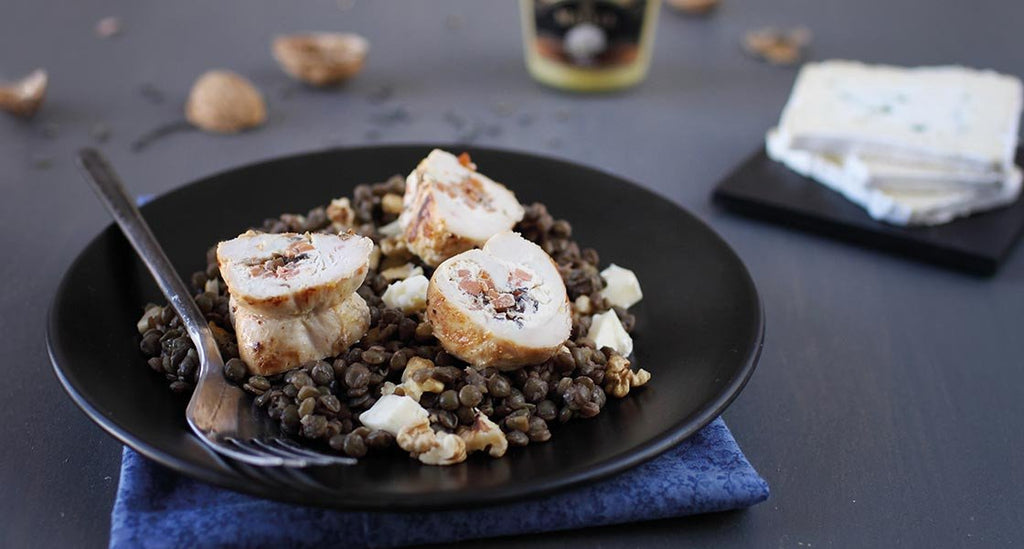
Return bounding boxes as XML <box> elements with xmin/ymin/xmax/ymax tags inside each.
<box><xmin>47</xmin><ymin>143</ymin><xmax>765</xmax><ymax>510</ymax></box>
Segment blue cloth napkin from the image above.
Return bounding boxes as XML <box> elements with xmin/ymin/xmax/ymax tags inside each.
<box><xmin>110</xmin><ymin>417</ymin><xmax>768</xmax><ymax>549</ymax></box>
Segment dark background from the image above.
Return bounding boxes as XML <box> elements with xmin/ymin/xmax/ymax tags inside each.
<box><xmin>2</xmin><ymin>0</ymin><xmax>1022</xmax><ymax>546</ymax></box>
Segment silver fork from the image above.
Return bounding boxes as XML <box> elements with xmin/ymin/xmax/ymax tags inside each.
<box><xmin>77</xmin><ymin>148</ymin><xmax>355</xmax><ymax>468</ymax></box>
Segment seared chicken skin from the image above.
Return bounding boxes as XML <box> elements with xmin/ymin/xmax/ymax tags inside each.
<box><xmin>217</xmin><ymin>231</ymin><xmax>372</xmax><ymax>315</ymax></box>
<box><xmin>399</xmin><ymin>149</ymin><xmax>525</xmax><ymax>267</ymax></box>
<box><xmin>217</xmin><ymin>231</ymin><xmax>373</xmax><ymax>375</ymax></box>
<box><xmin>231</xmin><ymin>293</ymin><xmax>369</xmax><ymax>375</ymax></box>
<box><xmin>427</xmin><ymin>231</ymin><xmax>571</xmax><ymax>370</ymax></box>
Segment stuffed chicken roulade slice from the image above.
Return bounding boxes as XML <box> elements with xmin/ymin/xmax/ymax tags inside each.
<box><xmin>400</xmin><ymin>149</ymin><xmax>525</xmax><ymax>267</ymax></box>
<box><xmin>217</xmin><ymin>231</ymin><xmax>373</xmax><ymax>315</ymax></box>
<box><xmin>427</xmin><ymin>231</ymin><xmax>571</xmax><ymax>370</ymax></box>
<box><xmin>231</xmin><ymin>293</ymin><xmax>370</xmax><ymax>376</ymax></box>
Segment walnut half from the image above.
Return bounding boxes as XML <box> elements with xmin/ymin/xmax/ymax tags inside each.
<box><xmin>604</xmin><ymin>354</ymin><xmax>651</xmax><ymax>398</ymax></box>
<box><xmin>458</xmin><ymin>412</ymin><xmax>508</xmax><ymax>458</ymax></box>
<box><xmin>397</xmin><ymin>419</ymin><xmax>467</xmax><ymax>465</ymax></box>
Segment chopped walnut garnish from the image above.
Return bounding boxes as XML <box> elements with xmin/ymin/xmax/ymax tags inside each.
<box><xmin>326</xmin><ymin>197</ymin><xmax>356</xmax><ymax>228</ymax></box>
<box><xmin>396</xmin><ymin>419</ymin><xmax>435</xmax><ymax>453</ymax></box>
<box><xmin>574</xmin><ymin>294</ymin><xmax>593</xmax><ymax>314</ymax></box>
<box><xmin>379</xmin><ymin>235</ymin><xmax>410</xmax><ymax>258</ymax></box>
<box><xmin>381</xmin><ymin>193</ymin><xmax>404</xmax><ymax>215</ymax></box>
<box><xmin>397</xmin><ymin>419</ymin><xmax>467</xmax><ymax>465</ymax></box>
<box><xmin>417</xmin><ymin>431</ymin><xmax>467</xmax><ymax>465</ymax></box>
<box><xmin>136</xmin><ymin>305</ymin><xmax>162</xmax><ymax>334</ymax></box>
<box><xmin>604</xmin><ymin>354</ymin><xmax>651</xmax><ymax>398</ymax></box>
<box><xmin>367</xmin><ymin>246</ymin><xmax>381</xmax><ymax>270</ymax></box>
<box><xmin>458</xmin><ymin>412</ymin><xmax>508</xmax><ymax>458</ymax></box>
<box><xmin>397</xmin><ymin>357</ymin><xmax>444</xmax><ymax>401</ymax></box>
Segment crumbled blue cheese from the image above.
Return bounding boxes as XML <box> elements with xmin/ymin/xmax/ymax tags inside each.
<box><xmin>589</xmin><ymin>309</ymin><xmax>633</xmax><ymax>356</ymax></box>
<box><xmin>381</xmin><ymin>274</ymin><xmax>429</xmax><ymax>313</ymax></box>
<box><xmin>599</xmin><ymin>264</ymin><xmax>643</xmax><ymax>309</ymax></box>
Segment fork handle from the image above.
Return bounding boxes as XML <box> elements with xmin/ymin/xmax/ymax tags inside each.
<box><xmin>76</xmin><ymin>148</ymin><xmax>221</xmax><ymax>369</ymax></box>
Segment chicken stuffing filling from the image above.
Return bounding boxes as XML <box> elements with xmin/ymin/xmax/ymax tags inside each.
<box><xmin>454</xmin><ymin>266</ymin><xmax>541</xmax><ymax>325</ymax></box>
<box><xmin>245</xmin><ymin>237</ymin><xmax>315</xmax><ymax>279</ymax></box>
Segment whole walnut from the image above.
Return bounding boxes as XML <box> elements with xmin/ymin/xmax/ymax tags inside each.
<box><xmin>186</xmin><ymin>70</ymin><xmax>266</xmax><ymax>133</ymax></box>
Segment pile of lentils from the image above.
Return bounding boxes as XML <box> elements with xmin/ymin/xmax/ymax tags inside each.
<box><xmin>136</xmin><ymin>175</ymin><xmax>639</xmax><ymax>459</ymax></box>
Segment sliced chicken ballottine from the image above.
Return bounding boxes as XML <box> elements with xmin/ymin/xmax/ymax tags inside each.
<box><xmin>217</xmin><ymin>230</ymin><xmax>373</xmax><ymax>315</ymax></box>
<box><xmin>216</xmin><ymin>230</ymin><xmax>373</xmax><ymax>375</ymax></box>
<box><xmin>231</xmin><ymin>293</ymin><xmax>369</xmax><ymax>376</ymax></box>
<box><xmin>427</xmin><ymin>231</ymin><xmax>571</xmax><ymax>370</ymax></box>
<box><xmin>400</xmin><ymin>149</ymin><xmax>525</xmax><ymax>266</ymax></box>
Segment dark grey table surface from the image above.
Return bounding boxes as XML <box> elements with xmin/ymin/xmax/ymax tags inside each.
<box><xmin>3</xmin><ymin>0</ymin><xmax>1023</xmax><ymax>547</ymax></box>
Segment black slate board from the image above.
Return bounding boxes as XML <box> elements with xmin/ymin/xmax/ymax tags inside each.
<box><xmin>713</xmin><ymin>147</ymin><xmax>1024</xmax><ymax>276</ymax></box>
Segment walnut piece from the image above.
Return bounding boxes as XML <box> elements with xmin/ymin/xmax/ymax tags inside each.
<box><xmin>379</xmin><ymin>236</ymin><xmax>410</xmax><ymax>258</ymax></box>
<box><xmin>272</xmin><ymin>33</ymin><xmax>368</xmax><ymax>87</ymax></box>
<box><xmin>397</xmin><ymin>419</ymin><xmax>467</xmax><ymax>465</ymax></box>
<box><xmin>0</xmin><ymin>69</ymin><xmax>47</xmax><ymax>118</ymax></box>
<box><xmin>326</xmin><ymin>197</ymin><xmax>356</xmax><ymax>228</ymax></box>
<box><xmin>396</xmin><ymin>357</ymin><xmax>444</xmax><ymax>401</ymax></box>
<box><xmin>381</xmin><ymin>193</ymin><xmax>404</xmax><ymax>215</ymax></box>
<box><xmin>185</xmin><ymin>70</ymin><xmax>267</xmax><ymax>133</ymax></box>
<box><xmin>742</xmin><ymin>27</ymin><xmax>812</xmax><ymax>66</ymax></box>
<box><xmin>458</xmin><ymin>412</ymin><xmax>508</xmax><ymax>458</ymax></box>
<box><xmin>604</xmin><ymin>354</ymin><xmax>652</xmax><ymax>398</ymax></box>
<box><xmin>367</xmin><ymin>246</ymin><xmax>381</xmax><ymax>270</ymax></box>
<box><xmin>573</xmin><ymin>295</ymin><xmax>593</xmax><ymax>315</ymax></box>
<box><xmin>667</xmin><ymin>0</ymin><xmax>720</xmax><ymax>16</ymax></box>
<box><xmin>136</xmin><ymin>305</ymin><xmax>162</xmax><ymax>334</ymax></box>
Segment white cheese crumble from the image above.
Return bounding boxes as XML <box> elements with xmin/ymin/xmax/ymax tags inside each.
<box><xmin>381</xmin><ymin>274</ymin><xmax>429</xmax><ymax>313</ymax></box>
<box><xmin>358</xmin><ymin>395</ymin><xmax>428</xmax><ymax>435</ymax></box>
<box><xmin>599</xmin><ymin>264</ymin><xmax>643</xmax><ymax>309</ymax></box>
<box><xmin>589</xmin><ymin>309</ymin><xmax>633</xmax><ymax>356</ymax></box>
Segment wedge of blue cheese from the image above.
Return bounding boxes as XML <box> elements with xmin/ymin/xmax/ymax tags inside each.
<box><xmin>776</xmin><ymin>60</ymin><xmax>1022</xmax><ymax>171</ymax></box>
<box><xmin>767</xmin><ymin>130</ymin><xmax>1022</xmax><ymax>226</ymax></box>
<box><xmin>767</xmin><ymin>60</ymin><xmax>1023</xmax><ymax>225</ymax></box>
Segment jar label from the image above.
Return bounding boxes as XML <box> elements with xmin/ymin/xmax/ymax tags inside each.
<box><xmin>530</xmin><ymin>0</ymin><xmax>649</xmax><ymax>68</ymax></box>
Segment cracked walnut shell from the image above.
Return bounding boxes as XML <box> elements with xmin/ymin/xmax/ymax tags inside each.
<box><xmin>185</xmin><ymin>70</ymin><xmax>267</xmax><ymax>133</ymax></box>
<box><xmin>0</xmin><ymin>69</ymin><xmax>47</xmax><ymax>118</ymax></box>
<box><xmin>667</xmin><ymin>0</ymin><xmax>720</xmax><ymax>16</ymax></box>
<box><xmin>272</xmin><ymin>32</ymin><xmax>368</xmax><ymax>87</ymax></box>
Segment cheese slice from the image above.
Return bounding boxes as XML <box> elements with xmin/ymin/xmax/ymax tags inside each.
<box><xmin>845</xmin><ymin>154</ymin><xmax>1005</xmax><ymax>192</ymax></box>
<box><xmin>777</xmin><ymin>60</ymin><xmax>1023</xmax><ymax>171</ymax></box>
<box><xmin>766</xmin><ymin>130</ymin><xmax>1023</xmax><ymax>226</ymax></box>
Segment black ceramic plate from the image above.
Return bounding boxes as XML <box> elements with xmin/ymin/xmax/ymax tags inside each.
<box><xmin>48</xmin><ymin>145</ymin><xmax>763</xmax><ymax>510</ymax></box>
<box><xmin>713</xmin><ymin>146</ymin><xmax>1024</xmax><ymax>276</ymax></box>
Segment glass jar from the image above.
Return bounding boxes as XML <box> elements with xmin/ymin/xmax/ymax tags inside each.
<box><xmin>519</xmin><ymin>0</ymin><xmax>661</xmax><ymax>92</ymax></box>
